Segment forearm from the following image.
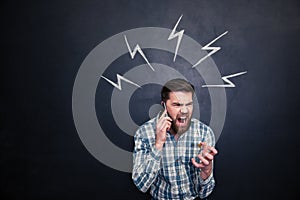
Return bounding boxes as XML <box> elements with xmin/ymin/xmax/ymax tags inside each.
<box><xmin>198</xmin><ymin>127</ymin><xmax>216</xmax><ymax>198</ymax></box>
<box><xmin>198</xmin><ymin>172</ymin><xmax>215</xmax><ymax>199</ymax></box>
<box><xmin>200</xmin><ymin>163</ymin><xmax>213</xmax><ymax>180</ymax></box>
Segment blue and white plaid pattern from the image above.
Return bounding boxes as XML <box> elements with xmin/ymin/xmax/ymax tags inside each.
<box><xmin>132</xmin><ymin>115</ymin><xmax>216</xmax><ymax>200</ymax></box>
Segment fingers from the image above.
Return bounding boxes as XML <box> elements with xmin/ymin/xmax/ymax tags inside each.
<box><xmin>159</xmin><ymin>109</ymin><xmax>169</xmax><ymax>120</ymax></box>
<box><xmin>156</xmin><ymin>111</ymin><xmax>172</xmax><ymax>148</ymax></box>
<box><xmin>191</xmin><ymin>155</ymin><xmax>210</xmax><ymax>168</ymax></box>
<box><xmin>157</xmin><ymin>110</ymin><xmax>172</xmax><ymax>131</ymax></box>
<box><xmin>157</xmin><ymin>114</ymin><xmax>171</xmax><ymax>128</ymax></box>
<box><xmin>157</xmin><ymin>119</ymin><xmax>171</xmax><ymax>132</ymax></box>
<box><xmin>208</xmin><ymin>146</ymin><xmax>218</xmax><ymax>156</ymax></box>
<box><xmin>191</xmin><ymin>158</ymin><xmax>204</xmax><ymax>168</ymax></box>
<box><xmin>191</xmin><ymin>142</ymin><xmax>218</xmax><ymax>168</ymax></box>
<box><xmin>200</xmin><ymin>142</ymin><xmax>218</xmax><ymax>157</ymax></box>
<box><xmin>197</xmin><ymin>154</ymin><xmax>210</xmax><ymax>165</ymax></box>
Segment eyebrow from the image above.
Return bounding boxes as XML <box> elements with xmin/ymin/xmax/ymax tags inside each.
<box><xmin>171</xmin><ymin>101</ymin><xmax>193</xmax><ymax>106</ymax></box>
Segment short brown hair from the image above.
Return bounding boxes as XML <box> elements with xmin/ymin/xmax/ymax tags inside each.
<box><xmin>161</xmin><ymin>78</ymin><xmax>195</xmax><ymax>102</ymax></box>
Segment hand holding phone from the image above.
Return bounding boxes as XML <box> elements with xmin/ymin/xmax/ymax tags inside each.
<box><xmin>162</xmin><ymin>102</ymin><xmax>169</xmax><ymax>117</ymax></box>
<box><xmin>155</xmin><ymin>102</ymin><xmax>172</xmax><ymax>150</ymax></box>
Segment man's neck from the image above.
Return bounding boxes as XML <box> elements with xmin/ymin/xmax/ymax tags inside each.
<box><xmin>170</xmin><ymin>129</ymin><xmax>183</xmax><ymax>141</ymax></box>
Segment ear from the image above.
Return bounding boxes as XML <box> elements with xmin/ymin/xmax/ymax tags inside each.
<box><xmin>161</xmin><ymin>101</ymin><xmax>167</xmax><ymax>110</ymax></box>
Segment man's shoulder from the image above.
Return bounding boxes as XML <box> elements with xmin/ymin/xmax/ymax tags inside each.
<box><xmin>140</xmin><ymin>117</ymin><xmax>156</xmax><ymax>128</ymax></box>
<box><xmin>190</xmin><ymin>118</ymin><xmax>215</xmax><ymax>145</ymax></box>
<box><xmin>135</xmin><ymin>117</ymin><xmax>156</xmax><ymax>135</ymax></box>
<box><xmin>191</xmin><ymin>118</ymin><xmax>213</xmax><ymax>133</ymax></box>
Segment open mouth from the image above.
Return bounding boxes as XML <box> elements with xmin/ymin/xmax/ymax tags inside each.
<box><xmin>177</xmin><ymin>116</ymin><xmax>187</xmax><ymax>124</ymax></box>
<box><xmin>172</xmin><ymin>115</ymin><xmax>190</xmax><ymax>134</ymax></box>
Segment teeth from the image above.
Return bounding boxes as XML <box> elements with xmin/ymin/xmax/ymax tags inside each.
<box><xmin>178</xmin><ymin>117</ymin><xmax>186</xmax><ymax>122</ymax></box>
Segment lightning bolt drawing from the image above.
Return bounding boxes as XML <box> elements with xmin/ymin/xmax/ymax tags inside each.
<box><xmin>124</xmin><ymin>35</ymin><xmax>154</xmax><ymax>71</ymax></box>
<box><xmin>202</xmin><ymin>71</ymin><xmax>247</xmax><ymax>88</ymax></box>
<box><xmin>192</xmin><ymin>31</ymin><xmax>228</xmax><ymax>68</ymax></box>
<box><xmin>101</xmin><ymin>74</ymin><xmax>141</xmax><ymax>90</ymax></box>
<box><xmin>168</xmin><ymin>14</ymin><xmax>185</xmax><ymax>62</ymax></box>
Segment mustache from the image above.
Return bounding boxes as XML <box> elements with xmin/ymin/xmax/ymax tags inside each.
<box><xmin>176</xmin><ymin>114</ymin><xmax>189</xmax><ymax>118</ymax></box>
<box><xmin>170</xmin><ymin>114</ymin><xmax>190</xmax><ymax>123</ymax></box>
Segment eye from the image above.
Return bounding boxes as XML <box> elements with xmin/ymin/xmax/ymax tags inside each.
<box><xmin>186</xmin><ymin>102</ymin><xmax>193</xmax><ymax>106</ymax></box>
<box><xmin>172</xmin><ymin>103</ymin><xmax>182</xmax><ymax>107</ymax></box>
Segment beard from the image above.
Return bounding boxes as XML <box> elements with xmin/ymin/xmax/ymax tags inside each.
<box><xmin>170</xmin><ymin>114</ymin><xmax>192</xmax><ymax>135</ymax></box>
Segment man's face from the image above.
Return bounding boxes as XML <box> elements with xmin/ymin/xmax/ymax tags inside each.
<box><xmin>165</xmin><ymin>91</ymin><xmax>193</xmax><ymax>135</ymax></box>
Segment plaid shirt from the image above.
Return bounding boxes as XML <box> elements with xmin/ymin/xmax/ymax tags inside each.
<box><xmin>132</xmin><ymin>114</ymin><xmax>216</xmax><ymax>200</ymax></box>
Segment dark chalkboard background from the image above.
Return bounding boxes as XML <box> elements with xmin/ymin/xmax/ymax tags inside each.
<box><xmin>2</xmin><ymin>0</ymin><xmax>299</xmax><ymax>199</ymax></box>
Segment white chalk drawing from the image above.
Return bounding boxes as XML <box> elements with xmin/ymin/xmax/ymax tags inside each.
<box><xmin>101</xmin><ymin>74</ymin><xmax>141</xmax><ymax>90</ymax></box>
<box><xmin>202</xmin><ymin>71</ymin><xmax>247</xmax><ymax>88</ymax></box>
<box><xmin>124</xmin><ymin>35</ymin><xmax>154</xmax><ymax>71</ymax></box>
<box><xmin>168</xmin><ymin>14</ymin><xmax>184</xmax><ymax>62</ymax></box>
<box><xmin>192</xmin><ymin>31</ymin><xmax>228</xmax><ymax>68</ymax></box>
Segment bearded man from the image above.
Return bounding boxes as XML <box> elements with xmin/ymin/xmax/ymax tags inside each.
<box><xmin>132</xmin><ymin>78</ymin><xmax>218</xmax><ymax>200</ymax></box>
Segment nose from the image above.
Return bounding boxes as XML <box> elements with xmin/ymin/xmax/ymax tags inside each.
<box><xmin>180</xmin><ymin>105</ymin><xmax>188</xmax><ymax>114</ymax></box>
